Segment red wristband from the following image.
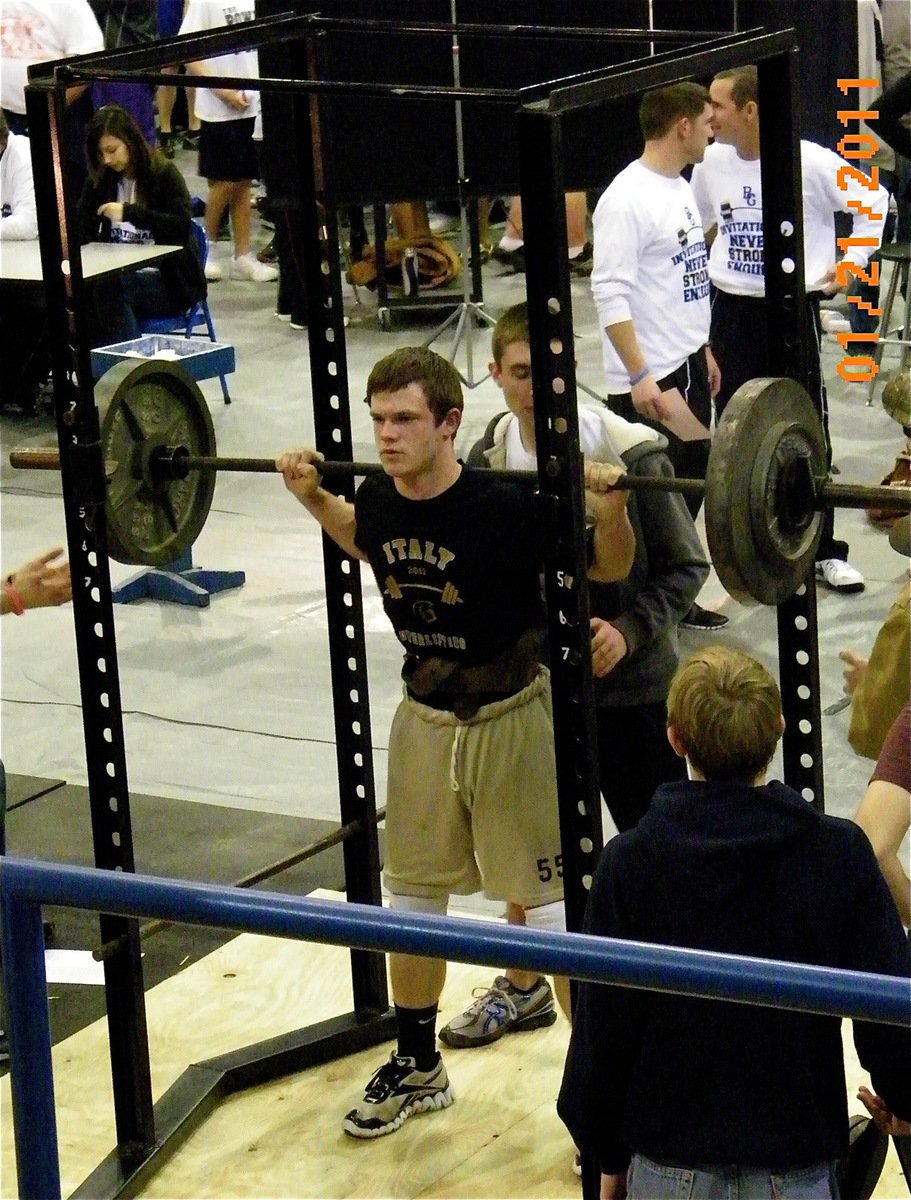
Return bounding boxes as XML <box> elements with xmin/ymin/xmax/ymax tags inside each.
<box><xmin>3</xmin><ymin>580</ymin><xmax>25</xmax><ymax>615</ymax></box>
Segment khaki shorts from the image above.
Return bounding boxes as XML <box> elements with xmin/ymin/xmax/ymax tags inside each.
<box><xmin>383</xmin><ymin>668</ymin><xmax>564</xmax><ymax>907</ymax></box>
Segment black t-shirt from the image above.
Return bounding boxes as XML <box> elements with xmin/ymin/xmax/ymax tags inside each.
<box><xmin>354</xmin><ymin>466</ymin><xmax>545</xmax><ymax>666</ymax></box>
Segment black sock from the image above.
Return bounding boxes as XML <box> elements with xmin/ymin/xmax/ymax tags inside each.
<box><xmin>395</xmin><ymin>1003</ymin><xmax>439</xmax><ymax>1070</ymax></box>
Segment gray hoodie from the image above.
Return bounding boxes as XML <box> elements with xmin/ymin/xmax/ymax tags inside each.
<box><xmin>467</xmin><ymin>406</ymin><xmax>708</xmax><ymax>706</ymax></box>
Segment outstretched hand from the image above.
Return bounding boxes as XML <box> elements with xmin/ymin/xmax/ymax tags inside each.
<box><xmin>839</xmin><ymin>648</ymin><xmax>868</xmax><ymax>696</ymax></box>
<box><xmin>858</xmin><ymin>1086</ymin><xmax>911</xmax><ymax>1136</ymax></box>
<box><xmin>4</xmin><ymin>547</ymin><xmax>72</xmax><ymax>613</ymax></box>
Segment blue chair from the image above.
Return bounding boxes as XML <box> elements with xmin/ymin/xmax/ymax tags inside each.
<box><xmin>138</xmin><ymin>218</ymin><xmax>232</xmax><ymax>404</ymax></box>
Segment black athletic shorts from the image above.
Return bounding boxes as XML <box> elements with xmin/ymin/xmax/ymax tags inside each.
<box><xmin>198</xmin><ymin>117</ymin><xmax>258</xmax><ymax>183</ymax></box>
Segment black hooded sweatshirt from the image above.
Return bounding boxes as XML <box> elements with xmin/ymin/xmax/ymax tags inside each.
<box><xmin>559</xmin><ymin>779</ymin><xmax>911</xmax><ymax>1174</ymax></box>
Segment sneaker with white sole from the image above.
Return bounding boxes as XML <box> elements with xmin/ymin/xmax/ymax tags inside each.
<box><xmin>204</xmin><ymin>259</ymin><xmax>223</xmax><ymax>282</ymax></box>
<box><xmin>679</xmin><ymin>603</ymin><xmax>729</xmax><ymax>631</ymax></box>
<box><xmin>343</xmin><ymin>1053</ymin><xmax>453</xmax><ymax>1138</ymax></box>
<box><xmin>439</xmin><ymin>975</ymin><xmax>557</xmax><ymax>1048</ymax></box>
<box><xmin>429</xmin><ymin>210</ymin><xmax>458</xmax><ymax>234</ymax></box>
<box><xmin>815</xmin><ymin>558</ymin><xmax>865</xmax><ymax>594</ymax></box>
<box><xmin>820</xmin><ymin>311</ymin><xmax>851</xmax><ymax>334</ymax></box>
<box><xmin>230</xmin><ymin>253</ymin><xmax>278</xmax><ymax>282</ymax></box>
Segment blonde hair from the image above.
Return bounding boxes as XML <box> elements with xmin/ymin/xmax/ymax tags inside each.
<box><xmin>667</xmin><ymin>646</ymin><xmax>782</xmax><ymax>782</ymax></box>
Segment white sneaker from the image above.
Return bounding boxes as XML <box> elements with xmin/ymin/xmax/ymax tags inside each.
<box><xmin>815</xmin><ymin>558</ymin><xmax>865</xmax><ymax>594</ymax></box>
<box><xmin>819</xmin><ymin>311</ymin><xmax>851</xmax><ymax>334</ymax></box>
<box><xmin>230</xmin><ymin>253</ymin><xmax>278</xmax><ymax>282</ymax></box>
<box><xmin>428</xmin><ymin>210</ymin><xmax>458</xmax><ymax>234</ymax></box>
<box><xmin>204</xmin><ymin>259</ymin><xmax>223</xmax><ymax>282</ymax></box>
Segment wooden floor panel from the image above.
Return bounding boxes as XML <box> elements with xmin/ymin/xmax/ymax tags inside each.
<box><xmin>1</xmin><ymin>891</ymin><xmax>906</xmax><ymax>1198</ymax></box>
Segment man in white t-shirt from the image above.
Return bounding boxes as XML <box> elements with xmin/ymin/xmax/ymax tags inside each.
<box><xmin>690</xmin><ymin>65</ymin><xmax>888</xmax><ymax>595</ymax></box>
<box><xmin>0</xmin><ymin>0</ymin><xmax>103</xmax><ymax>123</ymax></box>
<box><xmin>0</xmin><ymin>117</ymin><xmax>37</xmax><ymax>241</ymax></box>
<box><xmin>0</xmin><ymin>0</ymin><xmax>103</xmax><ymax>200</ymax></box>
<box><xmin>179</xmin><ymin>0</ymin><xmax>277</xmax><ymax>283</ymax></box>
<box><xmin>0</xmin><ymin>110</ymin><xmax>49</xmax><ymax>412</ymax></box>
<box><xmin>591</xmin><ymin>82</ymin><xmax>725</xmax><ymax>632</ymax></box>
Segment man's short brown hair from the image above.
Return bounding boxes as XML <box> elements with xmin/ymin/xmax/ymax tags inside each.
<box><xmin>667</xmin><ymin>646</ymin><xmax>783</xmax><ymax>782</ymax></box>
<box><xmin>713</xmin><ymin>65</ymin><xmax>758</xmax><ymax>109</ymax></box>
<box><xmin>366</xmin><ymin>347</ymin><xmax>464</xmax><ymax>424</ymax></box>
<box><xmin>491</xmin><ymin>301</ymin><xmax>530</xmax><ymax>366</ymax></box>
<box><xmin>639</xmin><ymin>82</ymin><xmax>710</xmax><ymax>141</ymax></box>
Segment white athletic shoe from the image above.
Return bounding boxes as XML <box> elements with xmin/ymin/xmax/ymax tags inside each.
<box><xmin>819</xmin><ymin>311</ymin><xmax>851</xmax><ymax>334</ymax></box>
<box><xmin>230</xmin><ymin>253</ymin><xmax>278</xmax><ymax>282</ymax></box>
<box><xmin>428</xmin><ymin>209</ymin><xmax>458</xmax><ymax>234</ymax></box>
<box><xmin>343</xmin><ymin>1053</ymin><xmax>453</xmax><ymax>1138</ymax></box>
<box><xmin>204</xmin><ymin>259</ymin><xmax>223</xmax><ymax>282</ymax></box>
<box><xmin>815</xmin><ymin>558</ymin><xmax>865</xmax><ymax>594</ymax></box>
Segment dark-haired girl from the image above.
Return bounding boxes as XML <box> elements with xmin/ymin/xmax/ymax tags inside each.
<box><xmin>77</xmin><ymin>104</ymin><xmax>205</xmax><ymax>344</ymax></box>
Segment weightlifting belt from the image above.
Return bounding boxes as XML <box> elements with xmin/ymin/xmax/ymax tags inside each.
<box><xmin>403</xmin><ymin>629</ymin><xmax>544</xmax><ymax>719</ymax></box>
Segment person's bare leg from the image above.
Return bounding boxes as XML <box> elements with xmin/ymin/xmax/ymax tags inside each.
<box><xmin>500</xmin><ymin>192</ymin><xmax>587</xmax><ymax>254</ymax></box>
<box><xmin>204</xmin><ymin>179</ymin><xmax>233</xmax><ymax>247</ymax></box>
<box><xmin>390</xmin><ymin>951</ymin><xmax>447</xmax><ymax>1008</ymax></box>
<box><xmin>505</xmin><ymin>195</ymin><xmax>523</xmax><ymax>241</ymax></box>
<box><xmin>477</xmin><ymin>196</ymin><xmax>491</xmax><ymax>245</ymax></box>
<box><xmin>157</xmin><ymin>74</ymin><xmax>177</xmax><ymax>135</ymax></box>
<box><xmin>503</xmin><ymin>901</ymin><xmax>538</xmax><ymax>990</ymax></box>
<box><xmin>552</xmin><ymin>974</ymin><xmax>572</xmax><ymax>1020</ymax></box>
<box><xmin>229</xmin><ymin>180</ymin><xmax>252</xmax><ymax>259</ymax></box>
<box><xmin>494</xmin><ymin>196</ymin><xmax>525</xmax><ymax>259</ymax></box>
<box><xmin>186</xmin><ymin>85</ymin><xmax>200</xmax><ymax>133</ymax></box>
<box><xmin>503</xmin><ymin>901</ymin><xmax>572</xmax><ymax>1021</ymax></box>
<box><xmin>391</xmin><ymin>200</ymin><xmax>432</xmax><ymax>242</ymax></box>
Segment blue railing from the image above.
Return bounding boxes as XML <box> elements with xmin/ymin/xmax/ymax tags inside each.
<box><xmin>2</xmin><ymin>855</ymin><xmax>910</xmax><ymax>1199</ymax></box>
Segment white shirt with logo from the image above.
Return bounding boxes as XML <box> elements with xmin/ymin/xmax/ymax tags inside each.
<box><xmin>591</xmin><ymin>160</ymin><xmax>711</xmax><ymax>393</ymax></box>
<box><xmin>0</xmin><ymin>0</ymin><xmax>103</xmax><ymax>114</ymax></box>
<box><xmin>179</xmin><ymin>0</ymin><xmax>261</xmax><ymax>123</ymax></box>
<box><xmin>108</xmin><ymin>177</ymin><xmax>153</xmax><ymax>245</ymax></box>
<box><xmin>690</xmin><ymin>139</ymin><xmax>888</xmax><ymax>297</ymax></box>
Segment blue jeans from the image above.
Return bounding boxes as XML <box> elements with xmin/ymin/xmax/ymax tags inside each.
<box><xmin>628</xmin><ymin>1154</ymin><xmax>838</xmax><ymax>1199</ymax></box>
<box><xmin>92</xmin><ymin>267</ymin><xmax>176</xmax><ymax>344</ymax></box>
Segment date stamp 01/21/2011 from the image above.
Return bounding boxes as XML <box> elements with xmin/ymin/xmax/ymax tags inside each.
<box><xmin>833</xmin><ymin>76</ymin><xmax>885</xmax><ymax>384</ymax></box>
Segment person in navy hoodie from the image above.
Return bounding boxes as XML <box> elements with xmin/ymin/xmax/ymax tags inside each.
<box><xmin>559</xmin><ymin>645</ymin><xmax>911</xmax><ymax>1200</ymax></box>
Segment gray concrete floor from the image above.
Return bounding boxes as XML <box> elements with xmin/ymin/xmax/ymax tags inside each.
<box><xmin>1</xmin><ymin>149</ymin><xmax>909</xmax><ymax>908</ymax></box>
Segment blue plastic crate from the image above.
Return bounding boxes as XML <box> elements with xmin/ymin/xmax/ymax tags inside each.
<box><xmin>91</xmin><ymin>335</ymin><xmax>235</xmax><ymax>383</ymax></box>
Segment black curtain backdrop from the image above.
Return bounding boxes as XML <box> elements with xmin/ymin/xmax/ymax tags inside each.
<box><xmin>257</xmin><ymin>0</ymin><xmax>858</xmax><ymax>205</ymax></box>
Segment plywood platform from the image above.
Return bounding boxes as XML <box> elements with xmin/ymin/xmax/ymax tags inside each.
<box><xmin>1</xmin><ymin>892</ymin><xmax>907</xmax><ymax>1198</ymax></box>
<box><xmin>4</xmin><ymin>773</ymin><xmax>65</xmax><ymax>811</ymax></box>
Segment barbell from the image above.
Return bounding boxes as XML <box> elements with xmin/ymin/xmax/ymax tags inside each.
<box><xmin>9</xmin><ymin>360</ymin><xmax>910</xmax><ymax>607</ymax></box>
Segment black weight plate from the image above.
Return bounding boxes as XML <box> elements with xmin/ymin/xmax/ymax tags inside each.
<box><xmin>706</xmin><ymin>378</ymin><xmax>825</xmax><ymax>606</ymax></box>
<box><xmin>95</xmin><ymin>360</ymin><xmax>217</xmax><ymax>567</ymax></box>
